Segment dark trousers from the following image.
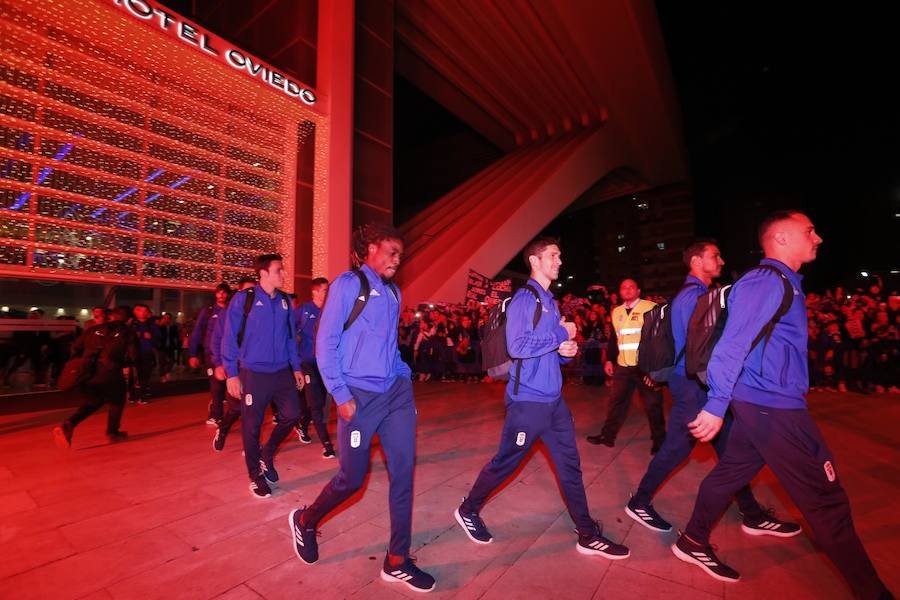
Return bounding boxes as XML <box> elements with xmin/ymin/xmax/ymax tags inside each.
<box><xmin>303</xmin><ymin>377</ymin><xmax>416</xmax><ymax>557</ymax></box>
<box><xmin>600</xmin><ymin>365</ymin><xmax>665</xmax><ymax>445</ymax></box>
<box><xmin>135</xmin><ymin>353</ymin><xmax>154</xmax><ymax>395</ymax></box>
<box><xmin>207</xmin><ymin>360</ymin><xmax>226</xmax><ymax>421</ymax></box>
<box><xmin>462</xmin><ymin>397</ymin><xmax>595</xmax><ymax>535</ymax></box>
<box><xmin>68</xmin><ymin>375</ymin><xmax>127</xmax><ymax>434</ymax></box>
<box><xmin>686</xmin><ymin>400</ymin><xmax>889</xmax><ymax>600</ymax></box>
<box><xmin>299</xmin><ymin>361</ymin><xmax>331</xmax><ymax>446</ymax></box>
<box><xmin>239</xmin><ymin>368</ymin><xmax>300</xmax><ymax>479</ymax></box>
<box><xmin>219</xmin><ymin>392</ymin><xmax>242</xmax><ymax>432</ymax></box>
<box><xmin>632</xmin><ymin>374</ymin><xmax>762</xmax><ymax>515</ymax></box>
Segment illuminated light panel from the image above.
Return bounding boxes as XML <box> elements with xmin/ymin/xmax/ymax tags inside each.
<box><xmin>0</xmin><ymin>0</ymin><xmax>325</xmax><ymax>291</ymax></box>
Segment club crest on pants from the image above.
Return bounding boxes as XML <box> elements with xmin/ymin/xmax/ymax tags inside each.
<box><xmin>351</xmin><ymin>430</ymin><xmax>361</xmax><ymax>448</ymax></box>
<box><xmin>824</xmin><ymin>460</ymin><xmax>836</xmax><ymax>482</ymax></box>
<box><xmin>305</xmin><ymin>374</ymin><xmax>311</xmax><ymax>384</ymax></box>
<box><xmin>516</xmin><ymin>432</ymin><xmax>526</xmax><ymax>446</ymax></box>
<box><xmin>245</xmin><ymin>393</ymin><xmax>253</xmax><ymax>406</ymax></box>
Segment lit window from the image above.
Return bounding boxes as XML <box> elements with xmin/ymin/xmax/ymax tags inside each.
<box><xmin>617</xmin><ymin>245</ymin><xmax>626</xmax><ymax>253</ymax></box>
<box><xmin>617</xmin><ymin>233</ymin><xmax>625</xmax><ymax>240</ymax></box>
<box><xmin>656</xmin><ymin>242</ymin><xmax>665</xmax><ymax>250</ymax></box>
<box><xmin>637</xmin><ymin>202</ymin><xmax>649</xmax><ymax>210</ymax></box>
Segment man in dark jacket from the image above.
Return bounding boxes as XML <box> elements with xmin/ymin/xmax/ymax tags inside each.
<box><xmin>53</xmin><ymin>306</ymin><xmax>139</xmax><ymax>448</ymax></box>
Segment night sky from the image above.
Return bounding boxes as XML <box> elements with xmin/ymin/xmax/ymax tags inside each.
<box><xmin>654</xmin><ymin>2</ymin><xmax>900</xmax><ymax>291</ymax></box>
<box><xmin>395</xmin><ymin>4</ymin><xmax>900</xmax><ymax>293</ymax></box>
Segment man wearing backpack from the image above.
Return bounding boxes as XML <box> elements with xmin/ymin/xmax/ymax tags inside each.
<box><xmin>673</xmin><ymin>211</ymin><xmax>893</xmax><ymax>599</ymax></box>
<box><xmin>293</xmin><ymin>276</ymin><xmax>336</xmax><ymax>458</ymax></box>
<box><xmin>188</xmin><ymin>282</ymin><xmax>231</xmax><ymax>425</ymax></box>
<box><xmin>453</xmin><ymin>237</ymin><xmax>630</xmax><ymax>561</ymax></box>
<box><xmin>222</xmin><ymin>255</ymin><xmax>304</xmax><ymax>499</ymax></box>
<box><xmin>626</xmin><ymin>239</ymin><xmax>799</xmax><ymax>537</ymax></box>
<box><xmin>288</xmin><ymin>224</ymin><xmax>436</xmax><ymax>593</ymax></box>
<box><xmin>586</xmin><ymin>279</ymin><xmax>666</xmax><ymax>453</ymax></box>
<box><xmin>53</xmin><ymin>306</ymin><xmax>138</xmax><ymax>448</ymax></box>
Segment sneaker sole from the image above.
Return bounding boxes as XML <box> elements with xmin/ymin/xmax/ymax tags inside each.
<box><xmin>380</xmin><ymin>569</ymin><xmax>435</xmax><ymax>593</ymax></box>
<box><xmin>740</xmin><ymin>523</ymin><xmax>802</xmax><ymax>538</ymax></box>
<box><xmin>625</xmin><ymin>505</ymin><xmax>672</xmax><ymax>532</ymax></box>
<box><xmin>453</xmin><ymin>507</ymin><xmax>493</xmax><ymax>545</ymax></box>
<box><xmin>288</xmin><ymin>509</ymin><xmax>317</xmax><ymax>564</ymax></box>
<box><xmin>575</xmin><ymin>541</ymin><xmax>630</xmax><ymax>560</ymax></box>
<box><xmin>322</xmin><ymin>454</ymin><xmax>335</xmax><ymax>459</ymax></box>
<box><xmin>250</xmin><ymin>484</ymin><xmax>272</xmax><ymax>499</ymax></box>
<box><xmin>52</xmin><ymin>427</ymin><xmax>71</xmax><ymax>449</ymax></box>
<box><xmin>671</xmin><ymin>543</ymin><xmax>740</xmax><ymax>582</ymax></box>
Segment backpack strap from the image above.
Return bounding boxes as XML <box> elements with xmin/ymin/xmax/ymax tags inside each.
<box><xmin>747</xmin><ymin>264</ymin><xmax>794</xmax><ymax>375</ymax></box>
<box><xmin>514</xmin><ymin>284</ymin><xmax>545</xmax><ymax>396</ymax></box>
<box><xmin>343</xmin><ymin>269</ymin><xmax>372</xmax><ymax>331</ymax></box>
<box><xmin>236</xmin><ymin>288</ymin><xmax>255</xmax><ymax>348</ymax></box>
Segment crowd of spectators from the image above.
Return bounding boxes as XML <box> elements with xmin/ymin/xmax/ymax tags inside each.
<box><xmin>2</xmin><ymin>279</ymin><xmax>897</xmax><ymax>395</ymax></box>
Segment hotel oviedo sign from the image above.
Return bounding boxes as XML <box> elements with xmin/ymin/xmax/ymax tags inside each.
<box><xmin>112</xmin><ymin>0</ymin><xmax>317</xmax><ymax>105</ymax></box>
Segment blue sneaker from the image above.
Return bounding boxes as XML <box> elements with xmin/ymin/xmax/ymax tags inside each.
<box><xmin>454</xmin><ymin>499</ymin><xmax>493</xmax><ymax>544</ymax></box>
<box><xmin>289</xmin><ymin>507</ymin><xmax>319</xmax><ymax>564</ymax></box>
<box><xmin>380</xmin><ymin>555</ymin><xmax>435</xmax><ymax>593</ymax></box>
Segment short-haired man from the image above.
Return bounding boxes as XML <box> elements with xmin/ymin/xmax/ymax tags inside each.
<box><xmin>626</xmin><ymin>239</ymin><xmax>798</xmax><ymax>537</ymax></box>
<box><xmin>454</xmin><ymin>237</ymin><xmax>630</xmax><ymax>561</ymax></box>
<box><xmin>587</xmin><ymin>279</ymin><xmax>665</xmax><ymax>452</ymax></box>
<box><xmin>53</xmin><ymin>306</ymin><xmax>138</xmax><ymax>448</ymax></box>
<box><xmin>288</xmin><ymin>224</ymin><xmax>435</xmax><ymax>593</ymax></box>
<box><xmin>222</xmin><ymin>254</ymin><xmax>304</xmax><ymax>498</ymax></box>
<box><xmin>84</xmin><ymin>306</ymin><xmax>107</xmax><ymax>329</ymax></box>
<box><xmin>673</xmin><ymin>211</ymin><xmax>893</xmax><ymax>599</ymax></box>
<box><xmin>189</xmin><ymin>283</ymin><xmax>231</xmax><ymax>425</ymax></box>
<box><xmin>293</xmin><ymin>277</ymin><xmax>335</xmax><ymax>458</ymax></box>
<box><xmin>209</xmin><ymin>278</ymin><xmax>255</xmax><ymax>452</ymax></box>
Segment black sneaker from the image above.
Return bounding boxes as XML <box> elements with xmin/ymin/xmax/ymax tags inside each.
<box><xmin>53</xmin><ymin>421</ymin><xmax>73</xmax><ymax>449</ymax></box>
<box><xmin>289</xmin><ymin>507</ymin><xmax>319</xmax><ymax>564</ymax></box>
<box><xmin>454</xmin><ymin>500</ymin><xmax>493</xmax><ymax>544</ymax></box>
<box><xmin>380</xmin><ymin>555</ymin><xmax>436</xmax><ymax>593</ymax></box>
<box><xmin>671</xmin><ymin>533</ymin><xmax>740</xmax><ymax>582</ymax></box>
<box><xmin>586</xmin><ymin>434</ymin><xmax>615</xmax><ymax>447</ymax></box>
<box><xmin>259</xmin><ymin>456</ymin><xmax>279</xmax><ymax>485</ymax></box>
<box><xmin>741</xmin><ymin>509</ymin><xmax>802</xmax><ymax>538</ymax></box>
<box><xmin>322</xmin><ymin>445</ymin><xmax>336</xmax><ymax>459</ymax></box>
<box><xmin>297</xmin><ymin>427</ymin><xmax>312</xmax><ymax>444</ymax></box>
<box><xmin>213</xmin><ymin>428</ymin><xmax>226</xmax><ymax>452</ymax></box>
<box><xmin>576</xmin><ymin>522</ymin><xmax>630</xmax><ymax>560</ymax></box>
<box><xmin>249</xmin><ymin>476</ymin><xmax>272</xmax><ymax>499</ymax></box>
<box><xmin>106</xmin><ymin>430</ymin><xmax>128</xmax><ymax>442</ymax></box>
<box><xmin>625</xmin><ymin>497</ymin><xmax>672</xmax><ymax>532</ymax></box>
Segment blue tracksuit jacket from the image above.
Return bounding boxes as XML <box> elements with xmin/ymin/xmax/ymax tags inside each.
<box><xmin>704</xmin><ymin>258</ymin><xmax>808</xmax><ymax>417</ymax></box>
<box><xmin>506</xmin><ymin>279</ymin><xmax>571</xmax><ymax>403</ymax></box>
<box><xmin>188</xmin><ymin>304</ymin><xmax>226</xmax><ymax>359</ymax></box>
<box><xmin>294</xmin><ymin>301</ymin><xmax>320</xmax><ymax>364</ymax></box>
<box><xmin>221</xmin><ymin>285</ymin><xmax>301</xmax><ymax>377</ymax></box>
<box><xmin>315</xmin><ymin>265</ymin><xmax>411</xmax><ymax>405</ymax></box>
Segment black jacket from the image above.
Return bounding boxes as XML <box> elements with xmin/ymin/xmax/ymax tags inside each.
<box><xmin>71</xmin><ymin>321</ymin><xmax>139</xmax><ymax>383</ymax></box>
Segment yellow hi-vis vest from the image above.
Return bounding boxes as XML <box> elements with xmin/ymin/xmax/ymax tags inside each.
<box><xmin>612</xmin><ymin>299</ymin><xmax>657</xmax><ymax>367</ymax></box>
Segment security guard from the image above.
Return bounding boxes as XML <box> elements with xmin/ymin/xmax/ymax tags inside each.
<box><xmin>587</xmin><ymin>278</ymin><xmax>665</xmax><ymax>453</ymax></box>
<box><xmin>221</xmin><ymin>254</ymin><xmax>303</xmax><ymax>499</ymax></box>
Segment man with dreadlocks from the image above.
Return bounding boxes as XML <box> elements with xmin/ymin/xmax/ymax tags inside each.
<box><xmin>287</xmin><ymin>223</ymin><xmax>435</xmax><ymax>593</ymax></box>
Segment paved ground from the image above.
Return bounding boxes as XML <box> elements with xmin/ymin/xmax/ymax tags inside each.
<box><xmin>1</xmin><ymin>382</ymin><xmax>897</xmax><ymax>599</ymax></box>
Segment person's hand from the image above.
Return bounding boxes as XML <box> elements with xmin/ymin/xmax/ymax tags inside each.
<box><xmin>226</xmin><ymin>376</ymin><xmax>242</xmax><ymax>399</ymax></box>
<box><xmin>188</xmin><ymin>356</ymin><xmax>200</xmax><ymax>369</ymax></box>
<box><xmin>214</xmin><ymin>366</ymin><xmax>226</xmax><ymax>381</ymax></box>
<box><xmin>688</xmin><ymin>410</ymin><xmax>724</xmax><ymax>442</ymax></box>
<box><xmin>643</xmin><ymin>375</ymin><xmax>661</xmax><ymax>389</ymax></box>
<box><xmin>561</xmin><ymin>319</ymin><xmax>577</xmax><ymax>340</ymax></box>
<box><xmin>604</xmin><ymin>361</ymin><xmax>615</xmax><ymax>377</ymax></box>
<box><xmin>558</xmin><ymin>340</ymin><xmax>578</xmax><ymax>357</ymax></box>
<box><xmin>294</xmin><ymin>371</ymin><xmax>305</xmax><ymax>391</ymax></box>
<box><xmin>337</xmin><ymin>399</ymin><xmax>357</xmax><ymax>422</ymax></box>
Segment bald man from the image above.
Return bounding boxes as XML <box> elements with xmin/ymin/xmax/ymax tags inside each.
<box><xmin>587</xmin><ymin>279</ymin><xmax>666</xmax><ymax>453</ymax></box>
<box><xmin>671</xmin><ymin>211</ymin><xmax>892</xmax><ymax>600</ymax></box>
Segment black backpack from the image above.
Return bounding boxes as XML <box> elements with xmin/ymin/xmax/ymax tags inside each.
<box><xmin>312</xmin><ymin>269</ymin><xmax>398</xmax><ymax>348</ymax></box>
<box><xmin>685</xmin><ymin>264</ymin><xmax>794</xmax><ymax>384</ymax></box>
<box><xmin>637</xmin><ymin>283</ymin><xmax>703</xmax><ymax>382</ymax></box>
<box><xmin>481</xmin><ymin>284</ymin><xmax>542</xmax><ymax>394</ymax></box>
<box><xmin>236</xmin><ymin>287</ymin><xmax>292</xmax><ymax>347</ymax></box>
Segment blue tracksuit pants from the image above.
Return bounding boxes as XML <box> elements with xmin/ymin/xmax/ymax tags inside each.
<box><xmin>632</xmin><ymin>373</ymin><xmax>762</xmax><ymax>516</ymax></box>
<box><xmin>686</xmin><ymin>400</ymin><xmax>889</xmax><ymax>600</ymax></box>
<box><xmin>302</xmin><ymin>376</ymin><xmax>416</xmax><ymax>557</ymax></box>
<box><xmin>462</xmin><ymin>396</ymin><xmax>595</xmax><ymax>535</ymax></box>
<box><xmin>239</xmin><ymin>368</ymin><xmax>300</xmax><ymax>479</ymax></box>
